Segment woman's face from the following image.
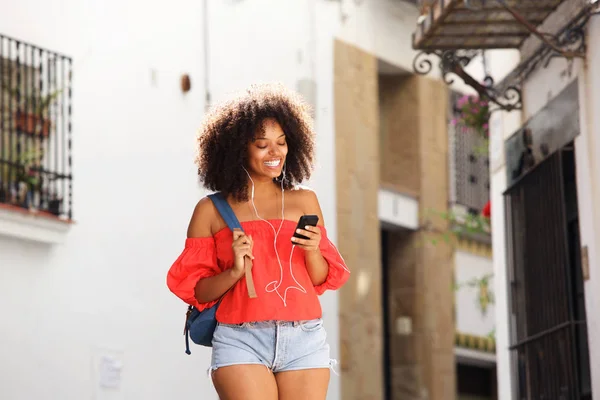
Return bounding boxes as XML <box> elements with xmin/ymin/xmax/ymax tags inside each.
<box><xmin>247</xmin><ymin>118</ymin><xmax>288</xmax><ymax>180</ymax></box>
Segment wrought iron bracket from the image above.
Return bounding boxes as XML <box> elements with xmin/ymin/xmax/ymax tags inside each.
<box><xmin>411</xmin><ymin>0</ymin><xmax>598</xmax><ymax>112</ymax></box>
<box><xmin>494</xmin><ymin>9</ymin><xmax>594</xmax><ymax>96</ymax></box>
<box><xmin>464</xmin><ymin>0</ymin><xmax>587</xmax><ymax>61</ymax></box>
<box><xmin>413</xmin><ymin>50</ymin><xmax>522</xmax><ymax>112</ymax></box>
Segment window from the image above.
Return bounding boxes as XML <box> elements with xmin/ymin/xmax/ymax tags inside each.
<box><xmin>447</xmin><ymin>91</ymin><xmax>491</xmax><ymax>241</ymax></box>
<box><xmin>0</xmin><ymin>33</ymin><xmax>73</xmax><ymax>219</ymax></box>
<box><xmin>449</xmin><ymin>91</ymin><xmax>490</xmax><ymax>215</ymax></box>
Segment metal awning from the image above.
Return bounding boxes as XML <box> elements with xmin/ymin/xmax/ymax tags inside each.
<box><xmin>413</xmin><ymin>0</ymin><xmax>565</xmax><ymax>50</ymax></box>
<box><xmin>410</xmin><ymin>0</ymin><xmax>596</xmax><ymax>112</ymax></box>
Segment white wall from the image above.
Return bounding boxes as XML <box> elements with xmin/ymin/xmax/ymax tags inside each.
<box><xmin>579</xmin><ymin>18</ymin><xmax>600</xmax><ymax>393</ymax></box>
<box><xmin>334</xmin><ymin>0</ymin><xmax>420</xmax><ymax>73</ymax></box>
<box><xmin>0</xmin><ymin>1</ymin><xmax>213</xmax><ymax>399</ymax></box>
<box><xmin>0</xmin><ymin>0</ymin><xmax>345</xmax><ymax>399</ymax></box>
<box><xmin>490</xmin><ymin>19</ymin><xmax>600</xmax><ymax>399</ymax></box>
<box><xmin>488</xmin><ymin>49</ymin><xmax>522</xmax><ymax>400</ymax></box>
<box><xmin>520</xmin><ymin>53</ymin><xmax>600</xmax><ymax>398</ymax></box>
<box><xmin>454</xmin><ymin>250</ymin><xmax>495</xmax><ymax>338</ymax></box>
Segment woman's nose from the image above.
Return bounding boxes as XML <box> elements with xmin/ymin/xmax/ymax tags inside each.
<box><xmin>268</xmin><ymin>145</ymin><xmax>279</xmax><ymax>155</ymax></box>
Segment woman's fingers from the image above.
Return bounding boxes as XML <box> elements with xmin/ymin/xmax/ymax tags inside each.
<box><xmin>235</xmin><ymin>243</ymin><xmax>251</xmax><ymax>252</ymax></box>
<box><xmin>231</xmin><ymin>229</ymin><xmax>254</xmax><ymax>261</ymax></box>
<box><xmin>233</xmin><ymin>243</ymin><xmax>254</xmax><ymax>259</ymax></box>
<box><xmin>292</xmin><ymin>226</ymin><xmax>321</xmax><ymax>245</ymax></box>
<box><xmin>233</xmin><ymin>228</ymin><xmax>254</xmax><ymax>245</ymax></box>
<box><xmin>232</xmin><ymin>231</ymin><xmax>251</xmax><ymax>246</ymax></box>
<box><xmin>291</xmin><ymin>236</ymin><xmax>308</xmax><ymax>245</ymax></box>
<box><xmin>291</xmin><ymin>236</ymin><xmax>319</xmax><ymax>249</ymax></box>
<box><xmin>294</xmin><ymin>229</ymin><xmax>316</xmax><ymax>239</ymax></box>
<box><xmin>291</xmin><ymin>226</ymin><xmax>321</xmax><ymax>253</ymax></box>
<box><xmin>233</xmin><ymin>228</ymin><xmax>244</xmax><ymax>241</ymax></box>
<box><xmin>238</xmin><ymin>247</ymin><xmax>254</xmax><ymax>260</ymax></box>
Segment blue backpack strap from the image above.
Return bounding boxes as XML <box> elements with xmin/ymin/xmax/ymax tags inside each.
<box><xmin>208</xmin><ymin>192</ymin><xmax>243</xmax><ymax>232</ymax></box>
<box><xmin>183</xmin><ymin>193</ymin><xmax>254</xmax><ymax>355</ymax></box>
<box><xmin>207</xmin><ymin>192</ymin><xmax>257</xmax><ymax>299</ymax></box>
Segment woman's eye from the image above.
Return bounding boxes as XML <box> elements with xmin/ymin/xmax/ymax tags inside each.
<box><xmin>278</xmin><ymin>142</ymin><xmax>286</xmax><ymax>146</ymax></box>
<box><xmin>257</xmin><ymin>145</ymin><xmax>267</xmax><ymax>149</ymax></box>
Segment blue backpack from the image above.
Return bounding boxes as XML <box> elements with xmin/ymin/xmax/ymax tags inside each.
<box><xmin>182</xmin><ymin>192</ymin><xmax>247</xmax><ymax>355</ymax></box>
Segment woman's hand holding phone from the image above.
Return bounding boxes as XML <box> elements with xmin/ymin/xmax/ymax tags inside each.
<box><xmin>292</xmin><ymin>225</ymin><xmax>322</xmax><ymax>252</ymax></box>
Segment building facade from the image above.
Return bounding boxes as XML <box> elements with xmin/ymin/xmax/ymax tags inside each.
<box><xmin>410</xmin><ymin>0</ymin><xmax>600</xmax><ymax>399</ymax></box>
<box><xmin>0</xmin><ymin>0</ymin><xmax>497</xmax><ymax>399</ymax></box>
<box><xmin>490</xmin><ymin>12</ymin><xmax>600</xmax><ymax>400</ymax></box>
<box><xmin>0</xmin><ymin>1</ymin><xmax>416</xmax><ymax>399</ymax></box>
<box><xmin>336</xmin><ymin>6</ymin><xmax>498</xmax><ymax>399</ymax></box>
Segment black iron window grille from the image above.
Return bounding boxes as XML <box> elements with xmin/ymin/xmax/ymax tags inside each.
<box><xmin>448</xmin><ymin>91</ymin><xmax>490</xmax><ymax>219</ymax></box>
<box><xmin>0</xmin><ymin>34</ymin><xmax>73</xmax><ymax>219</ymax></box>
<box><xmin>505</xmin><ymin>148</ymin><xmax>591</xmax><ymax>400</ymax></box>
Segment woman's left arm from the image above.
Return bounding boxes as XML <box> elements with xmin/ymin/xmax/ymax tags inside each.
<box><xmin>296</xmin><ymin>231</ymin><xmax>329</xmax><ymax>286</ymax></box>
<box><xmin>291</xmin><ymin>190</ymin><xmax>350</xmax><ymax>290</ymax></box>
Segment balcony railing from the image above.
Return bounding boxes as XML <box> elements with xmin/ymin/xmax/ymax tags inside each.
<box><xmin>0</xmin><ymin>34</ymin><xmax>73</xmax><ymax>219</ymax></box>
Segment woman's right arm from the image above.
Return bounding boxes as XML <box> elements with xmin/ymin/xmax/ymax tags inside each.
<box><xmin>193</xmin><ymin>266</ymin><xmax>242</xmax><ymax>303</ymax></box>
<box><xmin>187</xmin><ymin>198</ymin><xmax>252</xmax><ymax>304</ymax></box>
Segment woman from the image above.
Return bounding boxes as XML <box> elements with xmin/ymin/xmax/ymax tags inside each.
<box><xmin>166</xmin><ymin>83</ymin><xmax>350</xmax><ymax>400</ymax></box>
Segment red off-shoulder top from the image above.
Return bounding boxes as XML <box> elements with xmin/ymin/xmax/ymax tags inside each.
<box><xmin>166</xmin><ymin>219</ymin><xmax>350</xmax><ymax>323</ymax></box>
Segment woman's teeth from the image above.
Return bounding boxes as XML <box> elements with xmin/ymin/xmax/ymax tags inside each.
<box><xmin>264</xmin><ymin>160</ymin><xmax>281</xmax><ymax>167</ymax></box>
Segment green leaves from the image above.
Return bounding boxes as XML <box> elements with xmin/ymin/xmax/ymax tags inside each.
<box><xmin>455</xmin><ymin>273</ymin><xmax>495</xmax><ymax>315</ymax></box>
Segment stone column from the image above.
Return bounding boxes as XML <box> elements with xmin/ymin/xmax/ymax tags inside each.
<box><xmin>334</xmin><ymin>39</ymin><xmax>383</xmax><ymax>400</ymax></box>
<box><xmin>380</xmin><ymin>75</ymin><xmax>455</xmax><ymax>400</ymax></box>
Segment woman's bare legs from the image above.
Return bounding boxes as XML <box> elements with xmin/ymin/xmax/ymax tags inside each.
<box><xmin>213</xmin><ymin>365</ymin><xmax>278</xmax><ymax>400</ymax></box>
<box><xmin>275</xmin><ymin>368</ymin><xmax>330</xmax><ymax>400</ymax></box>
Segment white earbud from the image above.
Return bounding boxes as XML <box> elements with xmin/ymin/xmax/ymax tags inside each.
<box><xmin>281</xmin><ymin>162</ymin><xmax>287</xmax><ymax>183</ymax></box>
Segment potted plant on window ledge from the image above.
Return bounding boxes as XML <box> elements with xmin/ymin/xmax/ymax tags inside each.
<box><xmin>2</xmin><ymin>81</ymin><xmax>62</xmax><ymax>139</ymax></box>
<box><xmin>10</xmin><ymin>147</ymin><xmax>42</xmax><ymax>210</ymax></box>
<box><xmin>452</xmin><ymin>94</ymin><xmax>491</xmax><ymax>155</ymax></box>
<box><xmin>47</xmin><ymin>194</ymin><xmax>62</xmax><ymax>216</ymax></box>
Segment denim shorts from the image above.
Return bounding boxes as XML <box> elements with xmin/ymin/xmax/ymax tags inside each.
<box><xmin>209</xmin><ymin>319</ymin><xmax>334</xmax><ymax>374</ymax></box>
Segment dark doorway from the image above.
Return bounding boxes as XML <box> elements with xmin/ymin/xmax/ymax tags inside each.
<box><xmin>504</xmin><ymin>145</ymin><xmax>591</xmax><ymax>399</ymax></box>
<box><xmin>457</xmin><ymin>363</ymin><xmax>496</xmax><ymax>400</ymax></box>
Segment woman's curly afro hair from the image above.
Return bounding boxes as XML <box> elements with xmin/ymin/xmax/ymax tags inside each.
<box><xmin>196</xmin><ymin>83</ymin><xmax>316</xmax><ymax>202</ymax></box>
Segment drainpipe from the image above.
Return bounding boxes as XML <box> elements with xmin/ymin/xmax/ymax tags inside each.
<box><xmin>203</xmin><ymin>0</ymin><xmax>211</xmax><ymax>112</ymax></box>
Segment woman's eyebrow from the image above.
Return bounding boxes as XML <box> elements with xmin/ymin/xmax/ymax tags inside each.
<box><xmin>252</xmin><ymin>134</ymin><xmax>286</xmax><ymax>141</ymax></box>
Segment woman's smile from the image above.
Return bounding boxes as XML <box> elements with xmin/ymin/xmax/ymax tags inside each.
<box><xmin>248</xmin><ymin>118</ymin><xmax>288</xmax><ymax>179</ymax></box>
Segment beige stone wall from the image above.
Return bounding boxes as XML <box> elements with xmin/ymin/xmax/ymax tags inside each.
<box><xmin>379</xmin><ymin>76</ymin><xmax>420</xmax><ymax>196</ymax></box>
<box><xmin>412</xmin><ymin>77</ymin><xmax>455</xmax><ymax>400</ymax></box>
<box><xmin>335</xmin><ymin>42</ymin><xmax>455</xmax><ymax>400</ymax></box>
<box><xmin>381</xmin><ymin>75</ymin><xmax>456</xmax><ymax>400</ymax></box>
<box><xmin>334</xmin><ymin>39</ymin><xmax>383</xmax><ymax>400</ymax></box>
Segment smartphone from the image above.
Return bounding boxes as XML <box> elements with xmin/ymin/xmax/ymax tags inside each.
<box><xmin>292</xmin><ymin>214</ymin><xmax>319</xmax><ymax>240</ymax></box>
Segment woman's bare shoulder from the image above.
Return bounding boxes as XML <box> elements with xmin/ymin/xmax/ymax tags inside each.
<box><xmin>186</xmin><ymin>196</ymin><xmax>218</xmax><ymax>238</ymax></box>
<box><xmin>288</xmin><ymin>185</ymin><xmax>324</xmax><ymax>224</ymax></box>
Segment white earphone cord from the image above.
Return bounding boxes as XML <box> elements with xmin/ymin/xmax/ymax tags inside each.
<box><xmin>243</xmin><ymin>166</ymin><xmax>306</xmax><ymax>307</ymax></box>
